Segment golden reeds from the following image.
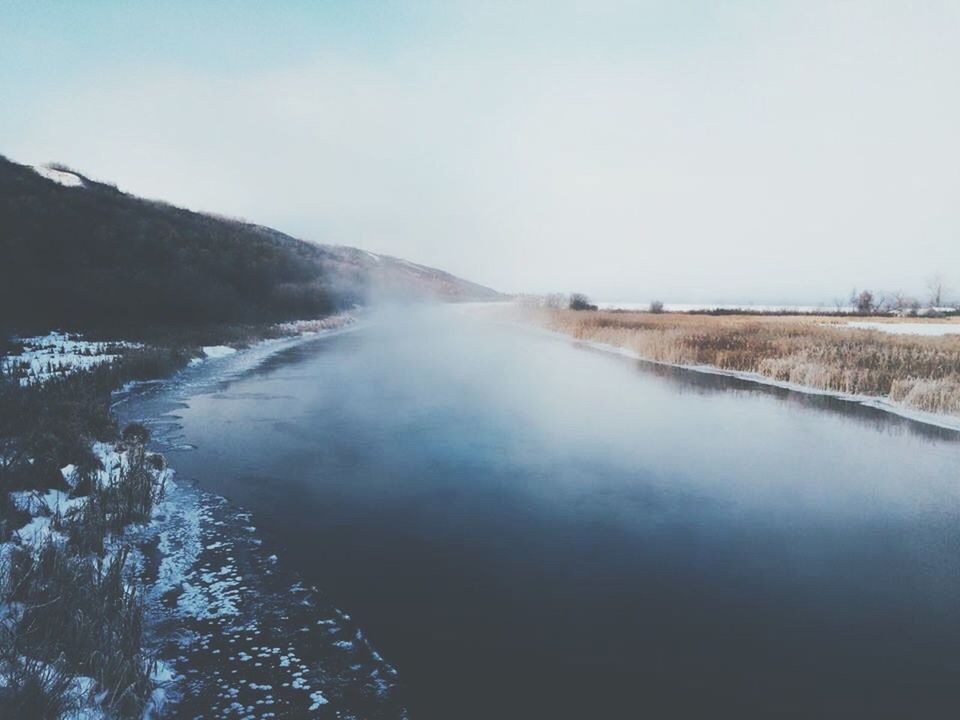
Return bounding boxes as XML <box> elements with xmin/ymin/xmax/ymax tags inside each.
<box><xmin>532</xmin><ymin>309</ymin><xmax>960</xmax><ymax>416</ymax></box>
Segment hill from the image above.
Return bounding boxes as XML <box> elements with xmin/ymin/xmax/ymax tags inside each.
<box><xmin>0</xmin><ymin>156</ymin><xmax>499</xmax><ymax>334</ymax></box>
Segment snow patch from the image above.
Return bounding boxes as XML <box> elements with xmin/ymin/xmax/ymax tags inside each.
<box><xmin>202</xmin><ymin>345</ymin><xmax>238</xmax><ymax>359</ymax></box>
<box><xmin>1</xmin><ymin>332</ymin><xmax>141</xmax><ymax>386</ymax></box>
<box><xmin>842</xmin><ymin>321</ymin><xmax>960</xmax><ymax>336</ymax></box>
<box><xmin>309</xmin><ymin>690</ymin><xmax>329</xmax><ymax>709</ymax></box>
<box><xmin>32</xmin><ymin>164</ymin><xmax>85</xmax><ymax>187</ymax></box>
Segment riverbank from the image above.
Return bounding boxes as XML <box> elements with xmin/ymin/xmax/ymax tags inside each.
<box><xmin>523</xmin><ymin>308</ymin><xmax>960</xmax><ymax>432</ymax></box>
<box><xmin>0</xmin><ymin>313</ymin><xmax>358</xmax><ymax>717</ymax></box>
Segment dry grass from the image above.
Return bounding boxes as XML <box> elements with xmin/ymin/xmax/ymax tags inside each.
<box><xmin>2</xmin><ymin>542</ymin><xmax>154</xmax><ymax>718</ymax></box>
<box><xmin>0</xmin><ymin>652</ymin><xmax>79</xmax><ymax>720</ymax></box>
<box><xmin>0</xmin><ymin>428</ymin><xmax>164</xmax><ymax>717</ymax></box>
<box><xmin>532</xmin><ymin>309</ymin><xmax>960</xmax><ymax>417</ymax></box>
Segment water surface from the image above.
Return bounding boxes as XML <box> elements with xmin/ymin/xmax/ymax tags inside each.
<box><xmin>130</xmin><ymin>308</ymin><xmax>960</xmax><ymax>718</ymax></box>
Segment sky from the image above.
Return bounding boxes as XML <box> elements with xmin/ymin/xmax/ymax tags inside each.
<box><xmin>2</xmin><ymin>1</ymin><xmax>959</xmax><ymax>303</ymax></box>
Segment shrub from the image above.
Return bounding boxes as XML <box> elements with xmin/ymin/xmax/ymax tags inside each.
<box><xmin>120</xmin><ymin>422</ymin><xmax>150</xmax><ymax>446</ymax></box>
<box><xmin>569</xmin><ymin>293</ymin><xmax>598</xmax><ymax>311</ymax></box>
<box><xmin>63</xmin><ymin>447</ymin><xmax>162</xmax><ymax>556</ymax></box>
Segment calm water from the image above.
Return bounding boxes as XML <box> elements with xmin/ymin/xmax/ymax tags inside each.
<box><xmin>134</xmin><ymin>308</ymin><xmax>960</xmax><ymax>718</ymax></box>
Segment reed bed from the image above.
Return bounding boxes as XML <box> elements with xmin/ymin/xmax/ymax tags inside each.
<box><xmin>533</xmin><ymin>309</ymin><xmax>960</xmax><ymax>417</ymax></box>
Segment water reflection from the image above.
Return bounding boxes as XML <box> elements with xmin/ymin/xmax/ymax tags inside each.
<box><xmin>586</xmin><ymin>345</ymin><xmax>960</xmax><ymax>443</ymax></box>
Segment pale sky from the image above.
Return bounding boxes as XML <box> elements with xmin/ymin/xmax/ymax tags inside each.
<box><xmin>2</xmin><ymin>1</ymin><xmax>958</xmax><ymax>303</ymax></box>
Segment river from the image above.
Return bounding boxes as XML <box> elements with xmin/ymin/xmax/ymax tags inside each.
<box><xmin>121</xmin><ymin>306</ymin><xmax>960</xmax><ymax>719</ymax></box>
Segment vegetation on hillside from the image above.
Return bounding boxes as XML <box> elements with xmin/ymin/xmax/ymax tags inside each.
<box><xmin>0</xmin><ymin>157</ymin><xmax>343</xmax><ymax>333</ymax></box>
<box><xmin>0</xmin><ymin>156</ymin><xmax>498</xmax><ymax>335</ymax></box>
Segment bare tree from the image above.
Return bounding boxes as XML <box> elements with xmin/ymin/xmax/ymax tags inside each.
<box><xmin>875</xmin><ymin>291</ymin><xmax>918</xmax><ymax>315</ymax></box>
<box><xmin>851</xmin><ymin>289</ymin><xmax>876</xmax><ymax>314</ymax></box>
<box><xmin>649</xmin><ymin>300</ymin><xmax>665</xmax><ymax>313</ymax></box>
<box><xmin>544</xmin><ymin>293</ymin><xmax>567</xmax><ymax>309</ymax></box>
<box><xmin>926</xmin><ymin>273</ymin><xmax>949</xmax><ymax>308</ymax></box>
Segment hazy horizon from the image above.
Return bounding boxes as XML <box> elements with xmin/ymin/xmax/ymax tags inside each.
<box><xmin>3</xmin><ymin>1</ymin><xmax>958</xmax><ymax>304</ymax></box>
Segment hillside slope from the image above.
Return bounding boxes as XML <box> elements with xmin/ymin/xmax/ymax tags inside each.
<box><xmin>0</xmin><ymin>157</ymin><xmax>499</xmax><ymax>333</ymax></box>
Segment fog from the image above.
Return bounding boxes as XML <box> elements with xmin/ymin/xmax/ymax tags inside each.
<box><xmin>144</xmin><ymin>303</ymin><xmax>960</xmax><ymax>717</ymax></box>
<box><xmin>316</xmin><ymin>303</ymin><xmax>959</xmax><ymax>516</ymax></box>
<box><xmin>3</xmin><ymin>2</ymin><xmax>959</xmax><ymax>302</ymax></box>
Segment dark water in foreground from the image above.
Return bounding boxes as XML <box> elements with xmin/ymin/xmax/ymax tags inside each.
<box><xmin>129</xmin><ymin>308</ymin><xmax>960</xmax><ymax>718</ymax></box>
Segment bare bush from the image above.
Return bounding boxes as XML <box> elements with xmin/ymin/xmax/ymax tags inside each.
<box><xmin>851</xmin><ymin>289</ymin><xmax>876</xmax><ymax>314</ymax></box>
<box><xmin>927</xmin><ymin>273</ymin><xmax>950</xmax><ymax>308</ymax></box>
<box><xmin>569</xmin><ymin>293</ymin><xmax>598</xmax><ymax>311</ymax></box>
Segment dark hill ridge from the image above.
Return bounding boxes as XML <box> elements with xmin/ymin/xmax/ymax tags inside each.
<box><xmin>0</xmin><ymin>156</ymin><xmax>499</xmax><ymax>333</ymax></box>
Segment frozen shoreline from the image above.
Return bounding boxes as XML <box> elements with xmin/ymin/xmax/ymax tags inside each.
<box><xmin>112</xmin><ymin>315</ymin><xmax>364</xmax><ymax>410</ymax></box>
<box><xmin>526</xmin><ymin>324</ymin><xmax>960</xmax><ymax>434</ymax></box>
<box><xmin>1</xmin><ymin>314</ymin><xmax>375</xmax><ymax>719</ymax></box>
<box><xmin>116</xmin><ymin>313</ymin><xmax>405</xmax><ymax>718</ymax></box>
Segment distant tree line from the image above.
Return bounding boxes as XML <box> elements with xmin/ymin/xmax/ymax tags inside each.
<box><xmin>848</xmin><ymin>275</ymin><xmax>956</xmax><ymax>316</ymax></box>
<box><xmin>524</xmin><ymin>279</ymin><xmax>956</xmax><ymax>318</ymax></box>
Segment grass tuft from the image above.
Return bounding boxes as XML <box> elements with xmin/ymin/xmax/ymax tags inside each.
<box><xmin>2</xmin><ymin>542</ymin><xmax>155</xmax><ymax>718</ymax></box>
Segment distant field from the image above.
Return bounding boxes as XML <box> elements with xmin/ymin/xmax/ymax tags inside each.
<box><xmin>596</xmin><ymin>302</ymin><xmax>855</xmax><ymax>313</ymax></box>
<box><xmin>531</xmin><ymin>309</ymin><xmax>960</xmax><ymax>418</ymax></box>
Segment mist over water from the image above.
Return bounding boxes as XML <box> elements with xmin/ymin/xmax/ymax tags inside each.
<box><xmin>135</xmin><ymin>306</ymin><xmax>960</xmax><ymax>718</ymax></box>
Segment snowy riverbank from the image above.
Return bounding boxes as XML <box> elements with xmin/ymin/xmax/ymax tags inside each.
<box><xmin>0</xmin><ymin>312</ymin><xmax>400</xmax><ymax>718</ymax></box>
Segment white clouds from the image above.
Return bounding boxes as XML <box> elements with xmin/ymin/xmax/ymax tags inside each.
<box><xmin>9</xmin><ymin>1</ymin><xmax>960</xmax><ymax>301</ymax></box>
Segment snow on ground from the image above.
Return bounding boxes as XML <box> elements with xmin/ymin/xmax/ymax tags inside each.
<box><xmin>32</xmin><ymin>164</ymin><xmax>85</xmax><ymax>187</ymax></box>
<box><xmin>10</xmin><ymin>486</ymin><xmax>89</xmax><ymax>544</ymax></box>
<box><xmin>843</xmin><ymin>321</ymin><xmax>960</xmax><ymax>336</ymax></box>
<box><xmin>594</xmin><ymin>301</ymin><xmax>960</xmax><ymax>319</ymax></box>
<box><xmin>191</xmin><ymin>315</ymin><xmax>356</xmax><ymax>365</ymax></box>
<box><xmin>201</xmin><ymin>345</ymin><xmax>237</xmax><ymax>359</ymax></box>
<box><xmin>9</xmin><ymin>458</ymin><xmax>119</xmax><ymax>544</ymax></box>
<box><xmin>8</xmin><ymin>441</ymin><xmax>154</xmax><ymax>547</ymax></box>
<box><xmin>597</xmin><ymin>301</ymin><xmax>857</xmax><ymax>313</ymax></box>
<box><xmin>1</xmin><ymin>332</ymin><xmax>141</xmax><ymax>386</ymax></box>
<box><xmin>134</xmin><ymin>484</ymin><xmax>404</xmax><ymax>717</ymax></box>
<box><xmin>275</xmin><ymin>313</ymin><xmax>356</xmax><ymax>336</ymax></box>
<box><xmin>142</xmin><ymin>661</ymin><xmax>174</xmax><ymax>720</ymax></box>
<box><xmin>0</xmin><ymin>440</ymin><xmax>172</xmax><ymax>719</ymax></box>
